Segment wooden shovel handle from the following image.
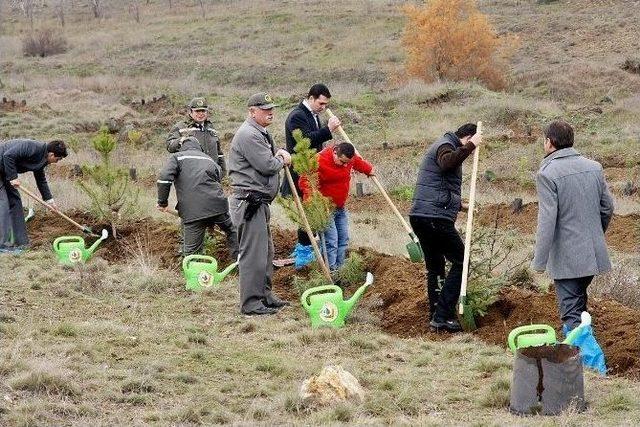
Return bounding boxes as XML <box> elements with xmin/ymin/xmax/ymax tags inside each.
<box><xmin>459</xmin><ymin>121</ymin><xmax>482</xmax><ymax>314</ymax></box>
<box><xmin>17</xmin><ymin>185</ymin><xmax>89</xmax><ymax>233</ymax></box>
<box><xmin>326</xmin><ymin>108</ymin><xmax>414</xmax><ymax>237</ymax></box>
<box><xmin>283</xmin><ymin>166</ymin><xmax>333</xmax><ymax>281</ymax></box>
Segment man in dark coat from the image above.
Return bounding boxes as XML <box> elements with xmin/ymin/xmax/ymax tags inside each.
<box><xmin>281</xmin><ymin>83</ymin><xmax>342</xmax><ymax>265</ymax></box>
<box><xmin>0</xmin><ymin>139</ymin><xmax>67</xmax><ymax>253</ymax></box>
<box><xmin>156</xmin><ymin>137</ymin><xmax>238</xmax><ymax>258</ymax></box>
<box><xmin>409</xmin><ymin>124</ymin><xmax>482</xmax><ymax>332</ymax></box>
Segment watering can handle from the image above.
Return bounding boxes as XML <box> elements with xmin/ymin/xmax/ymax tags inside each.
<box><xmin>182</xmin><ymin>254</ymin><xmax>216</xmax><ymax>271</ymax></box>
<box><xmin>507</xmin><ymin>324</ymin><xmax>556</xmax><ymax>353</ymax></box>
<box><xmin>53</xmin><ymin>236</ymin><xmax>84</xmax><ymax>251</ymax></box>
<box><xmin>301</xmin><ymin>285</ymin><xmax>341</xmax><ymax>310</ymax></box>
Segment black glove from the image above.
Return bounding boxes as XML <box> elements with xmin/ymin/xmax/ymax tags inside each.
<box><xmin>243</xmin><ymin>192</ymin><xmax>264</xmax><ymax>221</ymax></box>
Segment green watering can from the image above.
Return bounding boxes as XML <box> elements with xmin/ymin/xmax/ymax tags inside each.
<box><xmin>52</xmin><ymin>229</ymin><xmax>108</xmax><ymax>265</ymax></box>
<box><xmin>508</xmin><ymin>324</ymin><xmax>557</xmax><ymax>353</ymax></box>
<box><xmin>182</xmin><ymin>254</ymin><xmax>238</xmax><ymax>291</ymax></box>
<box><xmin>301</xmin><ymin>272</ymin><xmax>374</xmax><ymax>328</ymax></box>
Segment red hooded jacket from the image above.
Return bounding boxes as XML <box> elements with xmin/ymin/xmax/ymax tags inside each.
<box><xmin>299</xmin><ymin>146</ymin><xmax>373</xmax><ymax>208</ymax></box>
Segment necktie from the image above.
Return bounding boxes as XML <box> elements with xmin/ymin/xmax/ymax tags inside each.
<box><xmin>261</xmin><ymin>131</ymin><xmax>276</xmax><ymax>155</ymax></box>
<box><xmin>314</xmin><ymin>114</ymin><xmax>321</xmax><ymax>130</ymax></box>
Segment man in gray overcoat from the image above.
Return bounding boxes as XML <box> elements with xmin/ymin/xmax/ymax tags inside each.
<box><xmin>532</xmin><ymin>120</ymin><xmax>614</xmax><ymax>329</ymax></box>
<box><xmin>228</xmin><ymin>93</ymin><xmax>292</xmax><ymax>316</ymax></box>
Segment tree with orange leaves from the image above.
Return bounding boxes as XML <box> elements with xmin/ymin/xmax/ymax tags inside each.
<box><xmin>402</xmin><ymin>0</ymin><xmax>517</xmax><ymax>90</ymax></box>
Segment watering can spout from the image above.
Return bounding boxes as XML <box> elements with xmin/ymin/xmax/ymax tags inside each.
<box><xmin>344</xmin><ymin>272</ymin><xmax>374</xmax><ymax>315</ymax></box>
<box><xmin>86</xmin><ymin>229</ymin><xmax>108</xmax><ymax>255</ymax></box>
<box><xmin>215</xmin><ymin>261</ymin><xmax>238</xmax><ymax>282</ymax></box>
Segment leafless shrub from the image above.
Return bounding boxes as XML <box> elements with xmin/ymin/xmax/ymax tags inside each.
<box><xmin>621</xmin><ymin>58</ymin><xmax>640</xmax><ymax>75</ymax></box>
<box><xmin>22</xmin><ymin>28</ymin><xmax>68</xmax><ymax>58</ymax></box>
<box><xmin>590</xmin><ymin>261</ymin><xmax>640</xmax><ymax>309</ymax></box>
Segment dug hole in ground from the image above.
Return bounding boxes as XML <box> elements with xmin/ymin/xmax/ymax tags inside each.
<box><xmin>27</xmin><ymin>210</ymin><xmax>640</xmax><ymax>381</ymax></box>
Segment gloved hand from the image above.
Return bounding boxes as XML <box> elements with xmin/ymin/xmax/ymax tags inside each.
<box><xmin>243</xmin><ymin>192</ymin><xmax>264</xmax><ymax>221</ymax></box>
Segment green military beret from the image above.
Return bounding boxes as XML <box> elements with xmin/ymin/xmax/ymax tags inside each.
<box><xmin>188</xmin><ymin>97</ymin><xmax>208</xmax><ymax>110</ymax></box>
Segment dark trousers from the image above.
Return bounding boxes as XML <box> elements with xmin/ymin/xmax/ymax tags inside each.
<box><xmin>0</xmin><ymin>179</ymin><xmax>28</xmax><ymax>249</ymax></box>
<box><xmin>410</xmin><ymin>216</ymin><xmax>464</xmax><ymax>321</ymax></box>
<box><xmin>183</xmin><ymin>213</ymin><xmax>238</xmax><ymax>259</ymax></box>
<box><xmin>554</xmin><ymin>276</ymin><xmax>593</xmax><ymax>329</ymax></box>
<box><xmin>229</xmin><ymin>195</ymin><xmax>280</xmax><ymax>313</ymax></box>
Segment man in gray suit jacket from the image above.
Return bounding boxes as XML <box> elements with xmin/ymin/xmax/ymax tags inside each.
<box><xmin>228</xmin><ymin>92</ymin><xmax>292</xmax><ymax>316</ymax></box>
<box><xmin>532</xmin><ymin>120</ymin><xmax>614</xmax><ymax>329</ymax></box>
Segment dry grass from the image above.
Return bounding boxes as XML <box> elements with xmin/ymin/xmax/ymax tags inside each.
<box><xmin>1</xmin><ymin>0</ymin><xmax>640</xmax><ymax>424</ymax></box>
<box><xmin>2</xmin><ymin>249</ymin><xmax>640</xmax><ymax>425</ymax></box>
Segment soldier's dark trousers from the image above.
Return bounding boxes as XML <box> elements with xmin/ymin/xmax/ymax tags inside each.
<box><xmin>554</xmin><ymin>276</ymin><xmax>594</xmax><ymax>329</ymax></box>
<box><xmin>182</xmin><ymin>213</ymin><xmax>238</xmax><ymax>259</ymax></box>
<box><xmin>229</xmin><ymin>195</ymin><xmax>279</xmax><ymax>313</ymax></box>
<box><xmin>0</xmin><ymin>179</ymin><xmax>28</xmax><ymax>249</ymax></box>
<box><xmin>410</xmin><ymin>216</ymin><xmax>464</xmax><ymax>322</ymax></box>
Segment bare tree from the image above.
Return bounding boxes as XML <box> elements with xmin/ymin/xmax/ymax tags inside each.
<box><xmin>55</xmin><ymin>0</ymin><xmax>65</xmax><ymax>27</ymax></box>
<box><xmin>88</xmin><ymin>0</ymin><xmax>101</xmax><ymax>18</ymax></box>
<box><xmin>128</xmin><ymin>0</ymin><xmax>140</xmax><ymax>23</ymax></box>
<box><xmin>197</xmin><ymin>0</ymin><xmax>205</xmax><ymax>19</ymax></box>
<box><xmin>13</xmin><ymin>0</ymin><xmax>36</xmax><ymax>28</ymax></box>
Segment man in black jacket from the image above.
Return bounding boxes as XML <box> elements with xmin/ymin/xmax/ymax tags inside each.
<box><xmin>409</xmin><ymin>124</ymin><xmax>482</xmax><ymax>332</ymax></box>
<box><xmin>281</xmin><ymin>83</ymin><xmax>342</xmax><ymax>265</ymax></box>
<box><xmin>157</xmin><ymin>137</ymin><xmax>238</xmax><ymax>258</ymax></box>
<box><xmin>0</xmin><ymin>139</ymin><xmax>67</xmax><ymax>253</ymax></box>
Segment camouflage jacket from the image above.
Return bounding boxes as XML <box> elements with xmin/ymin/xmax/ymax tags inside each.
<box><xmin>166</xmin><ymin>118</ymin><xmax>226</xmax><ymax>175</ymax></box>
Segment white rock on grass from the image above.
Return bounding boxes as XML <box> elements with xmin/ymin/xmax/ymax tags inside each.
<box><xmin>299</xmin><ymin>365</ymin><xmax>365</xmax><ymax>407</ymax></box>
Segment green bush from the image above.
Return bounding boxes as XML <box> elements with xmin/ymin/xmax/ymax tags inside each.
<box><xmin>390</xmin><ymin>185</ymin><xmax>414</xmax><ymax>201</ymax></box>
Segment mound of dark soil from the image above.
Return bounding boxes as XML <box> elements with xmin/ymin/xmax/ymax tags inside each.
<box><xmin>272</xmin><ymin>245</ymin><xmax>640</xmax><ymax>379</ymax></box>
<box><xmin>27</xmin><ymin>212</ymin><xmax>640</xmax><ymax>379</ymax></box>
<box><xmin>28</xmin><ymin>210</ymin><xmax>182</xmax><ymax>270</ymax></box>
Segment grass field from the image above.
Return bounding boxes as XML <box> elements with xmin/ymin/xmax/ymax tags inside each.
<box><xmin>1</xmin><ymin>0</ymin><xmax>639</xmax><ymax>425</ymax></box>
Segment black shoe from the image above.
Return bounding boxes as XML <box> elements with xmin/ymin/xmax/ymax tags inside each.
<box><xmin>242</xmin><ymin>306</ymin><xmax>278</xmax><ymax>316</ymax></box>
<box><xmin>429</xmin><ymin>318</ymin><xmax>462</xmax><ymax>333</ymax></box>
<box><xmin>266</xmin><ymin>299</ymin><xmax>290</xmax><ymax>309</ymax></box>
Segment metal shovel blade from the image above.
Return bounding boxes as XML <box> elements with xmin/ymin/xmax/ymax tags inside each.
<box><xmin>406</xmin><ymin>240</ymin><xmax>423</xmax><ymax>263</ymax></box>
<box><xmin>458</xmin><ymin>297</ymin><xmax>477</xmax><ymax>331</ymax></box>
<box><xmin>24</xmin><ymin>207</ymin><xmax>35</xmax><ymax>222</ymax></box>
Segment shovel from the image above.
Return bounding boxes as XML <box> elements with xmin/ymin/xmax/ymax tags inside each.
<box><xmin>458</xmin><ymin>121</ymin><xmax>483</xmax><ymax>331</ymax></box>
<box><xmin>17</xmin><ymin>185</ymin><xmax>99</xmax><ymax>237</ymax></box>
<box><xmin>325</xmin><ymin>108</ymin><xmax>423</xmax><ymax>262</ymax></box>
<box><xmin>283</xmin><ymin>165</ymin><xmax>333</xmax><ymax>282</ymax></box>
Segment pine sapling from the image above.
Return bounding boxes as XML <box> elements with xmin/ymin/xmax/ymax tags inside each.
<box><xmin>77</xmin><ymin>126</ymin><xmax>139</xmax><ymax>238</ymax></box>
<box><xmin>277</xmin><ymin>129</ymin><xmax>335</xmax><ymax>234</ymax></box>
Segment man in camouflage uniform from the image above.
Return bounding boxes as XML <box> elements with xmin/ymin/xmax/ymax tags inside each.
<box><xmin>166</xmin><ymin>97</ymin><xmax>226</xmax><ymax>176</ymax></box>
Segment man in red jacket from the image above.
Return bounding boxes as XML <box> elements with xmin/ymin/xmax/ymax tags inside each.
<box><xmin>300</xmin><ymin>142</ymin><xmax>373</xmax><ymax>271</ymax></box>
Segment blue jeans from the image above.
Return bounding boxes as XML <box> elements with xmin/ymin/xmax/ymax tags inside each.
<box><xmin>323</xmin><ymin>208</ymin><xmax>349</xmax><ymax>271</ymax></box>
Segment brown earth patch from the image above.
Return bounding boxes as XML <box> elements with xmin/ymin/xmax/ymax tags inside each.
<box><xmin>477</xmin><ymin>203</ymin><xmax>640</xmax><ymax>253</ymax></box>
<box><xmin>271</xmin><ymin>246</ymin><xmax>640</xmax><ymax>379</ymax></box>
<box><xmin>346</xmin><ymin>193</ymin><xmax>411</xmax><ymax>214</ymax></box>
<box><xmin>27</xmin><ymin>210</ymin><xmax>183</xmax><ymax>270</ymax></box>
<box><xmin>24</xmin><ymin>212</ymin><xmax>640</xmax><ymax>379</ymax></box>
<box><xmin>0</xmin><ymin>98</ymin><xmax>28</xmax><ymax>113</ymax></box>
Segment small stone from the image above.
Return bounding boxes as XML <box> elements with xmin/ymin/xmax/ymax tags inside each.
<box><xmin>299</xmin><ymin>365</ymin><xmax>365</xmax><ymax>407</ymax></box>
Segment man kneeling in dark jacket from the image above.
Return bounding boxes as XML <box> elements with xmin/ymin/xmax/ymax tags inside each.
<box><xmin>156</xmin><ymin>137</ymin><xmax>238</xmax><ymax>258</ymax></box>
